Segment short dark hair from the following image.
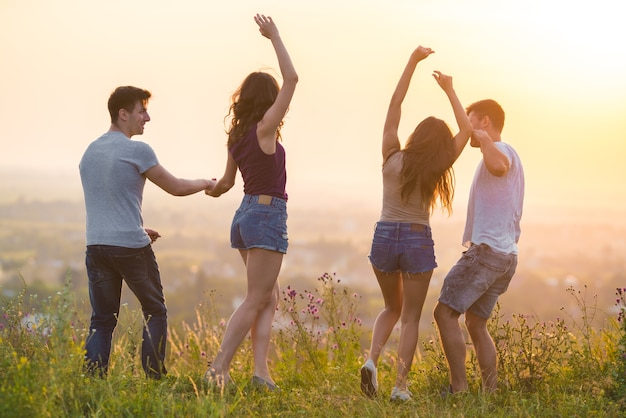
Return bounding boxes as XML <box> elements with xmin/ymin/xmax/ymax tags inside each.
<box><xmin>107</xmin><ymin>86</ymin><xmax>151</xmax><ymax>123</ymax></box>
<box><xmin>466</xmin><ymin>99</ymin><xmax>505</xmax><ymax>133</ymax></box>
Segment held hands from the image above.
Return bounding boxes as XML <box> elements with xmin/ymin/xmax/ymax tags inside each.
<box><xmin>204</xmin><ymin>178</ymin><xmax>217</xmax><ymax>196</ymax></box>
<box><xmin>254</xmin><ymin>14</ymin><xmax>279</xmax><ymax>40</ymax></box>
<box><xmin>432</xmin><ymin>70</ymin><xmax>454</xmax><ymax>93</ymax></box>
<box><xmin>205</xmin><ymin>188</ymin><xmax>219</xmax><ymax>197</ymax></box>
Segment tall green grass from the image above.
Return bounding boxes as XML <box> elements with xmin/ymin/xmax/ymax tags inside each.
<box><xmin>1</xmin><ymin>273</ymin><xmax>625</xmax><ymax>417</ymax></box>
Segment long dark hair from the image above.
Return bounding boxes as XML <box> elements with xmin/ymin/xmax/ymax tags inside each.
<box><xmin>226</xmin><ymin>72</ymin><xmax>282</xmax><ymax>147</ymax></box>
<box><xmin>401</xmin><ymin>116</ymin><xmax>456</xmax><ymax>214</ymax></box>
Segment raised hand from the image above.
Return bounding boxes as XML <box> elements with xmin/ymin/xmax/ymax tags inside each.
<box><xmin>411</xmin><ymin>45</ymin><xmax>434</xmax><ymax>62</ymax></box>
<box><xmin>254</xmin><ymin>14</ymin><xmax>279</xmax><ymax>40</ymax></box>
<box><xmin>432</xmin><ymin>70</ymin><xmax>454</xmax><ymax>93</ymax></box>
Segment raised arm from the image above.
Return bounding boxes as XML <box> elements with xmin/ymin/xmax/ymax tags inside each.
<box><xmin>144</xmin><ymin>164</ymin><xmax>214</xmax><ymax>196</ymax></box>
<box><xmin>206</xmin><ymin>150</ymin><xmax>238</xmax><ymax>197</ymax></box>
<box><xmin>382</xmin><ymin>46</ymin><xmax>434</xmax><ymax>163</ymax></box>
<box><xmin>432</xmin><ymin>71</ymin><xmax>472</xmax><ymax>161</ymax></box>
<box><xmin>254</xmin><ymin>14</ymin><xmax>299</xmax><ymax>151</ymax></box>
<box><xmin>472</xmin><ymin>129</ymin><xmax>510</xmax><ymax>177</ymax></box>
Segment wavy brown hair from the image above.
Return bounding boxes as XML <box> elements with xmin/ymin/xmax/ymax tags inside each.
<box><xmin>401</xmin><ymin>116</ymin><xmax>456</xmax><ymax>214</ymax></box>
<box><xmin>226</xmin><ymin>72</ymin><xmax>282</xmax><ymax>147</ymax></box>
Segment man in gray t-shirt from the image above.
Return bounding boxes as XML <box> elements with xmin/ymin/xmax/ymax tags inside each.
<box><xmin>434</xmin><ymin>99</ymin><xmax>525</xmax><ymax>394</ymax></box>
<box><xmin>79</xmin><ymin>86</ymin><xmax>214</xmax><ymax>378</ymax></box>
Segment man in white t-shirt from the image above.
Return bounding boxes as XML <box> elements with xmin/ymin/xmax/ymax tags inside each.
<box><xmin>79</xmin><ymin>86</ymin><xmax>214</xmax><ymax>378</ymax></box>
<box><xmin>434</xmin><ymin>99</ymin><xmax>525</xmax><ymax>394</ymax></box>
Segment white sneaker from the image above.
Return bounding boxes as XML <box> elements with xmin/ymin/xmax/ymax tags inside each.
<box><xmin>360</xmin><ymin>359</ymin><xmax>378</xmax><ymax>398</ymax></box>
<box><xmin>390</xmin><ymin>386</ymin><xmax>412</xmax><ymax>401</ymax></box>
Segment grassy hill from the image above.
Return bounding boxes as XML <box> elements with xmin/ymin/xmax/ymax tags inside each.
<box><xmin>1</xmin><ymin>272</ymin><xmax>625</xmax><ymax>417</ymax></box>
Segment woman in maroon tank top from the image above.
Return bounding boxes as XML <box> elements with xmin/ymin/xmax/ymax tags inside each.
<box><xmin>205</xmin><ymin>13</ymin><xmax>298</xmax><ymax>391</ymax></box>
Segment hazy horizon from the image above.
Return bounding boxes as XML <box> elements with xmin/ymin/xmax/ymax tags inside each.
<box><xmin>1</xmin><ymin>165</ymin><xmax>624</xmax><ymax>229</ymax></box>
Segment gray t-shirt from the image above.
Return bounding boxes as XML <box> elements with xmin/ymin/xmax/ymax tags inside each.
<box><xmin>462</xmin><ymin>142</ymin><xmax>524</xmax><ymax>254</ymax></box>
<box><xmin>79</xmin><ymin>131</ymin><xmax>159</xmax><ymax>248</ymax></box>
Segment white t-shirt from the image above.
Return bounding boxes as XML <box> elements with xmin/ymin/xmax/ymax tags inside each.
<box><xmin>462</xmin><ymin>142</ymin><xmax>524</xmax><ymax>254</ymax></box>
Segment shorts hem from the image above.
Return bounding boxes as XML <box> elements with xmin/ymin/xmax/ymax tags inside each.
<box><xmin>370</xmin><ymin>259</ymin><xmax>436</xmax><ymax>274</ymax></box>
<box><xmin>231</xmin><ymin>244</ymin><xmax>287</xmax><ymax>254</ymax></box>
<box><xmin>437</xmin><ymin>299</ymin><xmax>465</xmax><ymax>315</ymax></box>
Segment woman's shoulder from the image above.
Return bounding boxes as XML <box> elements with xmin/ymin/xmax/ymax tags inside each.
<box><xmin>383</xmin><ymin>149</ymin><xmax>403</xmax><ymax>167</ymax></box>
<box><xmin>230</xmin><ymin>124</ymin><xmax>258</xmax><ymax>149</ymax></box>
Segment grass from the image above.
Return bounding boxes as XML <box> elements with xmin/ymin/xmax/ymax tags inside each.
<box><xmin>1</xmin><ymin>273</ymin><xmax>625</xmax><ymax>417</ymax></box>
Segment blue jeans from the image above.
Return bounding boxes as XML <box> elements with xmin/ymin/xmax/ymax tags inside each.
<box><xmin>84</xmin><ymin>244</ymin><xmax>168</xmax><ymax>378</ymax></box>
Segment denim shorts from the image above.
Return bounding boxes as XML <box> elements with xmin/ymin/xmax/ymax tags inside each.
<box><xmin>230</xmin><ymin>194</ymin><xmax>288</xmax><ymax>254</ymax></box>
<box><xmin>438</xmin><ymin>243</ymin><xmax>517</xmax><ymax>318</ymax></box>
<box><xmin>368</xmin><ymin>221</ymin><xmax>437</xmax><ymax>274</ymax></box>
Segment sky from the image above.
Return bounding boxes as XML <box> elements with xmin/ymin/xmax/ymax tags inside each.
<box><xmin>1</xmin><ymin>0</ymin><xmax>626</xmax><ymax>223</ymax></box>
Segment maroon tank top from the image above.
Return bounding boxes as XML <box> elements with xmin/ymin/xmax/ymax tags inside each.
<box><xmin>229</xmin><ymin>124</ymin><xmax>287</xmax><ymax>200</ymax></box>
